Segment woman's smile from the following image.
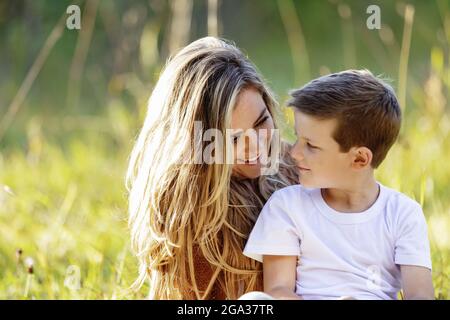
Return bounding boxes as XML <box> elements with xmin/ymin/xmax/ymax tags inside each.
<box><xmin>240</xmin><ymin>153</ymin><xmax>261</xmax><ymax>165</ymax></box>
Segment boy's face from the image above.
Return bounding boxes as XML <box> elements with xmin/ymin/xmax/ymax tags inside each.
<box><xmin>290</xmin><ymin>111</ymin><xmax>355</xmax><ymax>188</ymax></box>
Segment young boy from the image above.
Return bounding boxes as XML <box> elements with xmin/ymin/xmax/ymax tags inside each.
<box><xmin>243</xmin><ymin>70</ymin><xmax>434</xmax><ymax>300</ymax></box>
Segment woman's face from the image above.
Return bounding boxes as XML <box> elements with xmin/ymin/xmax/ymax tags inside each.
<box><xmin>230</xmin><ymin>87</ymin><xmax>275</xmax><ymax>179</ymax></box>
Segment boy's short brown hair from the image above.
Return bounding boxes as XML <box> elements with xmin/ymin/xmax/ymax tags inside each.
<box><xmin>288</xmin><ymin>69</ymin><xmax>401</xmax><ymax>168</ymax></box>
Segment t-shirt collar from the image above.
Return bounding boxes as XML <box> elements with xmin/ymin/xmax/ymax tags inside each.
<box><xmin>310</xmin><ymin>182</ymin><xmax>386</xmax><ymax>224</ymax></box>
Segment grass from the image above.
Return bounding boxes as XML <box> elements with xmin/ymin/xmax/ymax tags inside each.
<box><xmin>0</xmin><ymin>115</ymin><xmax>148</xmax><ymax>299</ymax></box>
<box><xmin>1</xmin><ymin>77</ymin><xmax>449</xmax><ymax>299</ymax></box>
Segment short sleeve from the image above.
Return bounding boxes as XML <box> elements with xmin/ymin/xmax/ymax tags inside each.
<box><xmin>243</xmin><ymin>191</ymin><xmax>301</xmax><ymax>263</ymax></box>
<box><xmin>394</xmin><ymin>204</ymin><xmax>432</xmax><ymax>270</ymax></box>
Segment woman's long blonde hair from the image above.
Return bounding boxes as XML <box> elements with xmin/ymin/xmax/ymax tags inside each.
<box><xmin>126</xmin><ymin>37</ymin><xmax>297</xmax><ymax>299</ymax></box>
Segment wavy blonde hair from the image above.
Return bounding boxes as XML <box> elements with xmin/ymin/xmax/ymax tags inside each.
<box><xmin>126</xmin><ymin>37</ymin><xmax>298</xmax><ymax>299</ymax></box>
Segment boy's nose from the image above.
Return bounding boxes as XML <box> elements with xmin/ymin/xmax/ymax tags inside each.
<box><xmin>289</xmin><ymin>142</ymin><xmax>304</xmax><ymax>163</ymax></box>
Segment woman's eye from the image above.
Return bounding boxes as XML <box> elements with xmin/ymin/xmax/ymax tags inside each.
<box><xmin>307</xmin><ymin>142</ymin><xmax>316</xmax><ymax>149</ymax></box>
<box><xmin>255</xmin><ymin>116</ymin><xmax>269</xmax><ymax>128</ymax></box>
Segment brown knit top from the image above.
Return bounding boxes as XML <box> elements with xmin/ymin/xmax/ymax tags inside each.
<box><xmin>191</xmin><ymin>245</ymin><xmax>228</xmax><ymax>300</ymax></box>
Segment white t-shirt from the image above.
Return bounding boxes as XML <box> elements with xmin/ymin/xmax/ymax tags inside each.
<box><xmin>243</xmin><ymin>182</ymin><xmax>432</xmax><ymax>300</ymax></box>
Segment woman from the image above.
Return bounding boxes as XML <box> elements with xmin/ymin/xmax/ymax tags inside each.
<box><xmin>126</xmin><ymin>37</ymin><xmax>298</xmax><ymax>299</ymax></box>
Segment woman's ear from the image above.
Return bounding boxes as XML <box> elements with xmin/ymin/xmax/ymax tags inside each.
<box><xmin>351</xmin><ymin>146</ymin><xmax>373</xmax><ymax>169</ymax></box>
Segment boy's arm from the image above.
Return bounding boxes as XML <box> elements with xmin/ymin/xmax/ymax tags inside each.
<box><xmin>263</xmin><ymin>255</ymin><xmax>302</xmax><ymax>300</ymax></box>
<box><xmin>400</xmin><ymin>265</ymin><xmax>434</xmax><ymax>300</ymax></box>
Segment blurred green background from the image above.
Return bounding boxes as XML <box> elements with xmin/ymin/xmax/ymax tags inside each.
<box><xmin>0</xmin><ymin>0</ymin><xmax>449</xmax><ymax>299</ymax></box>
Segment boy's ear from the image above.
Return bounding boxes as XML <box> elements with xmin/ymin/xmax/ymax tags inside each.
<box><xmin>350</xmin><ymin>147</ymin><xmax>373</xmax><ymax>169</ymax></box>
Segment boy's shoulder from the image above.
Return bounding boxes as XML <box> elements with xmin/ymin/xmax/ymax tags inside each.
<box><xmin>267</xmin><ymin>183</ymin><xmax>424</xmax><ymax>217</ymax></box>
<box><xmin>270</xmin><ymin>183</ymin><xmax>424</xmax><ymax>216</ymax></box>
<box><xmin>379</xmin><ymin>183</ymin><xmax>425</xmax><ymax>228</ymax></box>
<box><xmin>381</xmin><ymin>183</ymin><xmax>422</xmax><ymax>212</ymax></box>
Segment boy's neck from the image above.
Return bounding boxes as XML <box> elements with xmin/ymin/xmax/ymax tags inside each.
<box><xmin>321</xmin><ymin>175</ymin><xmax>380</xmax><ymax>213</ymax></box>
